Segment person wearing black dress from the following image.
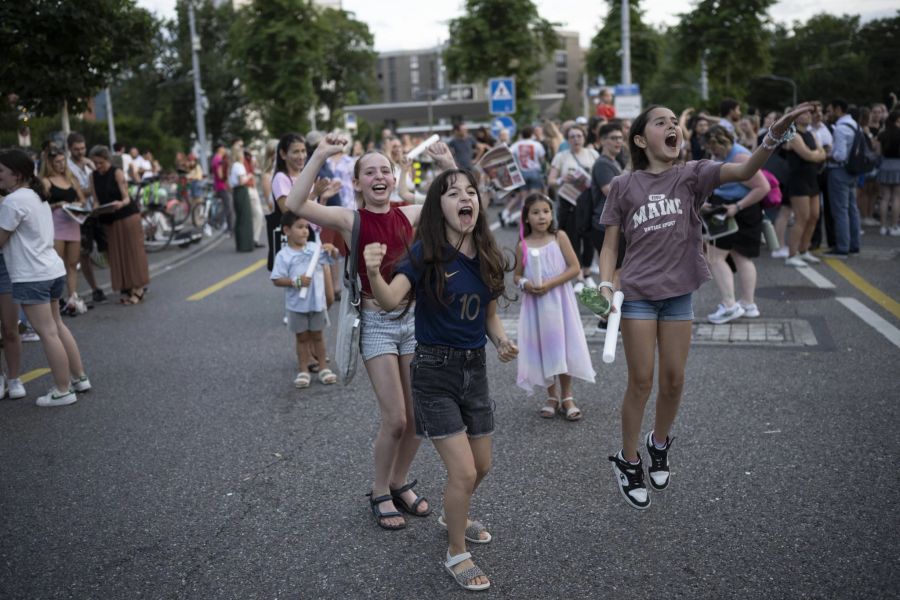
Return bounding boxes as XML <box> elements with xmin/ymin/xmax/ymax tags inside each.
<box><xmin>783</xmin><ymin>110</ymin><xmax>828</xmax><ymax>267</ymax></box>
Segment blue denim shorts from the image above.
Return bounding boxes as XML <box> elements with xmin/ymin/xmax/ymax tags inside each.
<box><xmin>411</xmin><ymin>344</ymin><xmax>494</xmax><ymax>440</ymax></box>
<box><xmin>520</xmin><ymin>168</ymin><xmax>544</xmax><ymax>190</ymax></box>
<box><xmin>0</xmin><ymin>255</ymin><xmax>11</xmax><ymax>295</ymax></box>
<box><xmin>359</xmin><ymin>307</ymin><xmax>416</xmax><ymax>361</ymax></box>
<box><xmin>620</xmin><ymin>292</ymin><xmax>694</xmax><ymax>321</ymax></box>
<box><xmin>12</xmin><ymin>276</ymin><xmax>66</xmax><ymax>305</ymax></box>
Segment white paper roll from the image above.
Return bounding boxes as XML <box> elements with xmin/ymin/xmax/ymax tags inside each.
<box><xmin>602</xmin><ymin>291</ymin><xmax>625</xmax><ymax>364</ymax></box>
<box><xmin>298</xmin><ymin>244</ymin><xmax>322</xmax><ymax>299</ymax></box>
<box><xmin>406</xmin><ymin>134</ymin><xmax>440</xmax><ymax>161</ymax></box>
<box><xmin>529</xmin><ymin>248</ymin><xmax>543</xmax><ymax>287</ymax></box>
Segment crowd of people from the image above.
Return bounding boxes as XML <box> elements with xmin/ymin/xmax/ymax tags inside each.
<box><xmin>4</xmin><ymin>90</ymin><xmax>897</xmax><ymax>591</ymax></box>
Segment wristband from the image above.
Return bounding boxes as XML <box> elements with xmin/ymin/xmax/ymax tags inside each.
<box><xmin>292</xmin><ymin>276</ymin><xmax>304</xmax><ymax>289</ymax></box>
<box><xmin>517</xmin><ymin>278</ymin><xmax>529</xmax><ymax>291</ymax></box>
<box><xmin>598</xmin><ymin>280</ymin><xmax>615</xmax><ymax>292</ymax></box>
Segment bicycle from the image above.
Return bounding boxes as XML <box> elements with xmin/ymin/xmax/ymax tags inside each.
<box><xmin>134</xmin><ymin>176</ymin><xmax>203</xmax><ymax>252</ymax></box>
<box><xmin>191</xmin><ymin>181</ymin><xmax>228</xmax><ymax>236</ymax></box>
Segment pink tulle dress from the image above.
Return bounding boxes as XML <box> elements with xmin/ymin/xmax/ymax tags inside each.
<box><xmin>516</xmin><ymin>238</ymin><xmax>595</xmax><ymax>393</ymax></box>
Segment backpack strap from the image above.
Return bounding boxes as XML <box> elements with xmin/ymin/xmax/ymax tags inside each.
<box><xmin>343</xmin><ymin>210</ymin><xmax>361</xmax><ymax>311</ymax></box>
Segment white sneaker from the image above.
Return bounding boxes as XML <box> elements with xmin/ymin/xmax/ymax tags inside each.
<box><xmin>21</xmin><ymin>328</ymin><xmax>39</xmax><ymax>343</ymax></box>
<box><xmin>800</xmin><ymin>252</ymin><xmax>821</xmax><ymax>264</ymax></box>
<box><xmin>739</xmin><ymin>302</ymin><xmax>761</xmax><ymax>318</ymax></box>
<box><xmin>36</xmin><ymin>387</ymin><xmax>77</xmax><ymax>407</ymax></box>
<box><xmin>891</xmin><ymin>226</ymin><xmax>900</xmax><ymax>237</ymax></box>
<box><xmin>771</xmin><ymin>247</ymin><xmax>789</xmax><ymax>259</ymax></box>
<box><xmin>707</xmin><ymin>303</ymin><xmax>745</xmax><ymax>324</ymax></box>
<box><xmin>785</xmin><ymin>256</ymin><xmax>808</xmax><ymax>267</ymax></box>
<box><xmin>881</xmin><ymin>226</ymin><xmax>890</xmax><ymax>236</ymax></box>
<box><xmin>861</xmin><ymin>217</ymin><xmax>880</xmax><ymax>227</ymax></box>
<box><xmin>573</xmin><ymin>281</ymin><xmax>585</xmax><ymax>294</ymax></box>
<box><xmin>7</xmin><ymin>378</ymin><xmax>26</xmax><ymax>399</ymax></box>
<box><xmin>584</xmin><ymin>276</ymin><xmax>598</xmax><ymax>289</ymax></box>
<box><xmin>70</xmin><ymin>375</ymin><xmax>91</xmax><ymax>393</ymax></box>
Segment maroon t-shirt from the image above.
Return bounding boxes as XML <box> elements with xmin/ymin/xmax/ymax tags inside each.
<box><xmin>599</xmin><ymin>160</ymin><xmax>721</xmax><ymax>301</ymax></box>
<box><xmin>356</xmin><ymin>206</ymin><xmax>414</xmax><ymax>297</ymax></box>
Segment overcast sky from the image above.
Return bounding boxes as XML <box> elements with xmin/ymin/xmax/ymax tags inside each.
<box><xmin>137</xmin><ymin>0</ymin><xmax>897</xmax><ymax>52</ymax></box>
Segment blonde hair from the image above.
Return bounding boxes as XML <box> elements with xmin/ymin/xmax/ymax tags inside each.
<box><xmin>705</xmin><ymin>124</ymin><xmax>735</xmax><ymax>149</ymax></box>
<box><xmin>39</xmin><ymin>148</ymin><xmax>78</xmax><ymax>188</ymax></box>
<box><xmin>230</xmin><ymin>141</ymin><xmax>244</xmax><ymax>165</ymax></box>
<box><xmin>262</xmin><ymin>139</ymin><xmax>278</xmax><ymax>174</ymax></box>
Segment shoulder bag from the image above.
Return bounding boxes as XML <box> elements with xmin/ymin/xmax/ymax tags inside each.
<box><xmin>333</xmin><ymin>211</ymin><xmax>362</xmax><ymax>385</ymax></box>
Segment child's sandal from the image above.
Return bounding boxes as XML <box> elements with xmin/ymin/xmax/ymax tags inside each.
<box><xmin>444</xmin><ymin>551</ymin><xmax>490</xmax><ymax>591</ymax></box>
<box><xmin>317</xmin><ymin>369</ymin><xmax>337</xmax><ymax>385</ymax></box>
<box><xmin>539</xmin><ymin>397</ymin><xmax>559</xmax><ymax>418</ymax></box>
<box><xmin>294</xmin><ymin>372</ymin><xmax>311</xmax><ymax>388</ymax></box>
<box><xmin>560</xmin><ymin>397</ymin><xmax>582</xmax><ymax>421</ymax></box>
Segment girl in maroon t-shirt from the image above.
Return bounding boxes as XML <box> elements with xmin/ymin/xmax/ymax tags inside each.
<box><xmin>597</xmin><ymin>103</ymin><xmax>814</xmax><ymax>510</ymax></box>
<box><xmin>285</xmin><ymin>134</ymin><xmax>456</xmax><ymax>532</ymax></box>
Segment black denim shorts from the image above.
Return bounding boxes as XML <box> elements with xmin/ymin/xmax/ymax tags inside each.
<box><xmin>411</xmin><ymin>344</ymin><xmax>494</xmax><ymax>440</ymax></box>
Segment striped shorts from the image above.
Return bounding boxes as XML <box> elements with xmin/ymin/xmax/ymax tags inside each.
<box><xmin>359</xmin><ymin>306</ymin><xmax>416</xmax><ymax>361</ymax></box>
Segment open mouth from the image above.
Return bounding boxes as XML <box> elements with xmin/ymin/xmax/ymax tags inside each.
<box><xmin>371</xmin><ymin>183</ymin><xmax>388</xmax><ymax>193</ymax></box>
<box><xmin>665</xmin><ymin>131</ymin><xmax>678</xmax><ymax>149</ymax></box>
<box><xmin>458</xmin><ymin>206</ymin><xmax>474</xmax><ymax>226</ymax></box>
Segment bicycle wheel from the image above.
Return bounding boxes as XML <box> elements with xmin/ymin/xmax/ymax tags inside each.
<box><xmin>191</xmin><ymin>202</ymin><xmax>207</xmax><ymax>229</ymax></box>
<box><xmin>142</xmin><ymin>208</ymin><xmax>176</xmax><ymax>252</ymax></box>
<box><xmin>208</xmin><ymin>196</ymin><xmax>227</xmax><ymax>232</ymax></box>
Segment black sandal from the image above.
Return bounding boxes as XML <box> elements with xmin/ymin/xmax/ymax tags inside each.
<box><xmin>366</xmin><ymin>492</ymin><xmax>406</xmax><ymax>530</ymax></box>
<box><xmin>390</xmin><ymin>479</ymin><xmax>433</xmax><ymax>517</ymax></box>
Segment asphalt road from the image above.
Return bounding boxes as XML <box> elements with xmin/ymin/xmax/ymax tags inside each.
<box><xmin>1</xmin><ymin>216</ymin><xmax>898</xmax><ymax>599</ymax></box>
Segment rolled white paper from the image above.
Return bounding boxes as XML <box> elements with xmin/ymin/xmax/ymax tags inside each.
<box><xmin>298</xmin><ymin>244</ymin><xmax>322</xmax><ymax>299</ymax></box>
<box><xmin>602</xmin><ymin>291</ymin><xmax>625</xmax><ymax>364</ymax></box>
<box><xmin>406</xmin><ymin>134</ymin><xmax>440</xmax><ymax>161</ymax></box>
<box><xmin>529</xmin><ymin>248</ymin><xmax>543</xmax><ymax>287</ymax></box>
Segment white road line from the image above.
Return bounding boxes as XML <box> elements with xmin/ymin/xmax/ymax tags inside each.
<box><xmin>795</xmin><ymin>266</ymin><xmax>836</xmax><ymax>289</ymax></box>
<box><xmin>490</xmin><ymin>221</ymin><xmax>501</xmax><ymax>231</ymax></box>
<box><xmin>836</xmin><ymin>297</ymin><xmax>900</xmax><ymax>350</ymax></box>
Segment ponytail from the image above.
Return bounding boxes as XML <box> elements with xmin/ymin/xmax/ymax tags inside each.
<box><xmin>0</xmin><ymin>149</ymin><xmax>48</xmax><ymax>201</ymax></box>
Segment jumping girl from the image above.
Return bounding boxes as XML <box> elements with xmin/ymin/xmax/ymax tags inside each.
<box><xmin>598</xmin><ymin>103</ymin><xmax>813</xmax><ymax>509</ymax></box>
<box><xmin>285</xmin><ymin>134</ymin><xmax>455</xmax><ymax>532</ymax></box>
<box><xmin>513</xmin><ymin>193</ymin><xmax>594</xmax><ymax>420</ymax></box>
<box><xmin>364</xmin><ymin>168</ymin><xmax>517</xmax><ymax>592</ymax></box>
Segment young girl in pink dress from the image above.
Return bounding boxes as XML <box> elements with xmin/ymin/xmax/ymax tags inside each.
<box><xmin>513</xmin><ymin>194</ymin><xmax>595</xmax><ymax>420</ymax></box>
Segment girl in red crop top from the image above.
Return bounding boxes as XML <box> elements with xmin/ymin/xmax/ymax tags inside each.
<box><xmin>285</xmin><ymin>134</ymin><xmax>456</xmax><ymax>531</ymax></box>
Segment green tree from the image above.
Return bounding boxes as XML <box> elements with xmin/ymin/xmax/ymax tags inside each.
<box><xmin>675</xmin><ymin>0</ymin><xmax>776</xmax><ymax>102</ymax></box>
<box><xmin>586</xmin><ymin>0</ymin><xmax>661</xmax><ymax>90</ymax></box>
<box><xmin>444</xmin><ymin>0</ymin><xmax>559</xmax><ymax>122</ymax></box>
<box><xmin>231</xmin><ymin>0</ymin><xmax>376</xmax><ymax>134</ymax></box>
<box><xmin>0</xmin><ymin>0</ymin><xmax>156</xmax><ymax>116</ymax></box>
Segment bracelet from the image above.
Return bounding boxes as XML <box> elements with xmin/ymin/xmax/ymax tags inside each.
<box><xmin>517</xmin><ymin>278</ymin><xmax>529</xmax><ymax>291</ymax></box>
<box><xmin>763</xmin><ymin>123</ymin><xmax>797</xmax><ymax>150</ymax></box>
<box><xmin>597</xmin><ymin>280</ymin><xmax>615</xmax><ymax>292</ymax></box>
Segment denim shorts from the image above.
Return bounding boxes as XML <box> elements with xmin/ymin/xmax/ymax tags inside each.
<box><xmin>12</xmin><ymin>276</ymin><xmax>66</xmax><ymax>305</ymax></box>
<box><xmin>520</xmin><ymin>168</ymin><xmax>544</xmax><ymax>190</ymax></box>
<box><xmin>0</xmin><ymin>255</ymin><xmax>11</xmax><ymax>295</ymax></box>
<box><xmin>411</xmin><ymin>344</ymin><xmax>494</xmax><ymax>440</ymax></box>
<box><xmin>359</xmin><ymin>306</ymin><xmax>416</xmax><ymax>361</ymax></box>
<box><xmin>620</xmin><ymin>292</ymin><xmax>694</xmax><ymax>321</ymax></box>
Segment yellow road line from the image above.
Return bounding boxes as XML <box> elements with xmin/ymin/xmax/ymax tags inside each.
<box><xmin>20</xmin><ymin>368</ymin><xmax>51</xmax><ymax>384</ymax></box>
<box><xmin>187</xmin><ymin>259</ymin><xmax>267</xmax><ymax>301</ymax></box>
<box><xmin>824</xmin><ymin>258</ymin><xmax>900</xmax><ymax>320</ymax></box>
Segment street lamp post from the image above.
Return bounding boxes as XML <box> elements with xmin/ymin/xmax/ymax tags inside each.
<box><xmin>760</xmin><ymin>75</ymin><xmax>798</xmax><ymax>108</ymax></box>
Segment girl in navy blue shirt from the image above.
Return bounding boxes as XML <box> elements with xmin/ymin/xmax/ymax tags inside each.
<box><xmin>364</xmin><ymin>169</ymin><xmax>517</xmax><ymax>592</ymax></box>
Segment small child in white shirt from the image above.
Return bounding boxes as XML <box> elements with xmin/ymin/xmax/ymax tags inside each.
<box><xmin>271</xmin><ymin>212</ymin><xmax>335</xmax><ymax>388</ymax></box>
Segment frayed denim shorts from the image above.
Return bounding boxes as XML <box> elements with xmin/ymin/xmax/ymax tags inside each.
<box><xmin>411</xmin><ymin>344</ymin><xmax>494</xmax><ymax>440</ymax></box>
<box><xmin>359</xmin><ymin>306</ymin><xmax>416</xmax><ymax>361</ymax></box>
<box><xmin>620</xmin><ymin>292</ymin><xmax>694</xmax><ymax>321</ymax></box>
<box><xmin>12</xmin><ymin>276</ymin><xmax>66</xmax><ymax>305</ymax></box>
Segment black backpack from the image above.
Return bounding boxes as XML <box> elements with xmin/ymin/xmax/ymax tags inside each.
<box><xmin>842</xmin><ymin>122</ymin><xmax>881</xmax><ymax>175</ymax></box>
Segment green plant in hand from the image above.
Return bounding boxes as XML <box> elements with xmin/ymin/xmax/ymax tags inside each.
<box><xmin>577</xmin><ymin>287</ymin><xmax>610</xmax><ymax>317</ymax></box>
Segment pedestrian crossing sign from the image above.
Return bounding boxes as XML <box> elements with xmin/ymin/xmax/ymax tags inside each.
<box><xmin>489</xmin><ymin>77</ymin><xmax>516</xmax><ymax>115</ymax></box>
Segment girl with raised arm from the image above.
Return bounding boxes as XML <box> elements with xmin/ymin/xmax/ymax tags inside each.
<box><xmin>285</xmin><ymin>134</ymin><xmax>455</xmax><ymax>531</ymax></box>
<box><xmin>597</xmin><ymin>103</ymin><xmax>813</xmax><ymax>510</ymax></box>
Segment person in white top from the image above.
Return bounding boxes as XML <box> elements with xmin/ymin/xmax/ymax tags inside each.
<box><xmin>66</xmin><ymin>132</ymin><xmax>107</xmax><ymax>304</ymax></box>
<box><xmin>0</xmin><ymin>149</ymin><xmax>91</xmax><ymax>407</ymax></box>
<box><xmin>502</xmin><ymin>126</ymin><xmax>547</xmax><ymax>226</ymax></box>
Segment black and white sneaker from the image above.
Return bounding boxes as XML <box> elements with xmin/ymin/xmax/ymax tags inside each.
<box><xmin>645</xmin><ymin>432</ymin><xmax>673</xmax><ymax>491</ymax></box>
<box><xmin>609</xmin><ymin>452</ymin><xmax>650</xmax><ymax>510</ymax></box>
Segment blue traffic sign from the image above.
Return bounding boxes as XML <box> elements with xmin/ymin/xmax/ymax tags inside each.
<box><xmin>490</xmin><ymin>116</ymin><xmax>517</xmax><ymax>140</ymax></box>
<box><xmin>488</xmin><ymin>77</ymin><xmax>516</xmax><ymax>115</ymax></box>
<box><xmin>614</xmin><ymin>84</ymin><xmax>640</xmax><ymax>96</ymax></box>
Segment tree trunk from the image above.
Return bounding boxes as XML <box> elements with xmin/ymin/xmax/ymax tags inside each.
<box><xmin>62</xmin><ymin>100</ymin><xmax>71</xmax><ymax>142</ymax></box>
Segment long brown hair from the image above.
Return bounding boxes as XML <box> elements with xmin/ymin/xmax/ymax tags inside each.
<box><xmin>411</xmin><ymin>169</ymin><xmax>513</xmax><ymax>308</ymax></box>
<box><xmin>629</xmin><ymin>104</ymin><xmax>664</xmax><ymax>171</ymax></box>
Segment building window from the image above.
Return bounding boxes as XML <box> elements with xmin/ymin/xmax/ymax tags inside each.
<box><xmin>410</xmin><ymin>55</ymin><xmax>419</xmax><ymax>69</ymax></box>
<box><xmin>411</xmin><ymin>70</ymin><xmax>419</xmax><ymax>85</ymax></box>
<box><xmin>556</xmin><ymin>71</ymin><xmax>567</xmax><ymax>86</ymax></box>
<box><xmin>555</xmin><ymin>51</ymin><xmax>567</xmax><ymax>68</ymax></box>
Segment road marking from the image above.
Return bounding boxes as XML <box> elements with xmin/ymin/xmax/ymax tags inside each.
<box><xmin>795</xmin><ymin>266</ymin><xmax>835</xmax><ymax>289</ymax></box>
<box><xmin>20</xmin><ymin>368</ymin><xmax>51</xmax><ymax>383</ymax></box>
<box><xmin>187</xmin><ymin>258</ymin><xmax>267</xmax><ymax>301</ymax></box>
<box><xmin>825</xmin><ymin>258</ymin><xmax>900</xmax><ymax>320</ymax></box>
<box><xmin>836</xmin><ymin>297</ymin><xmax>900</xmax><ymax>350</ymax></box>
